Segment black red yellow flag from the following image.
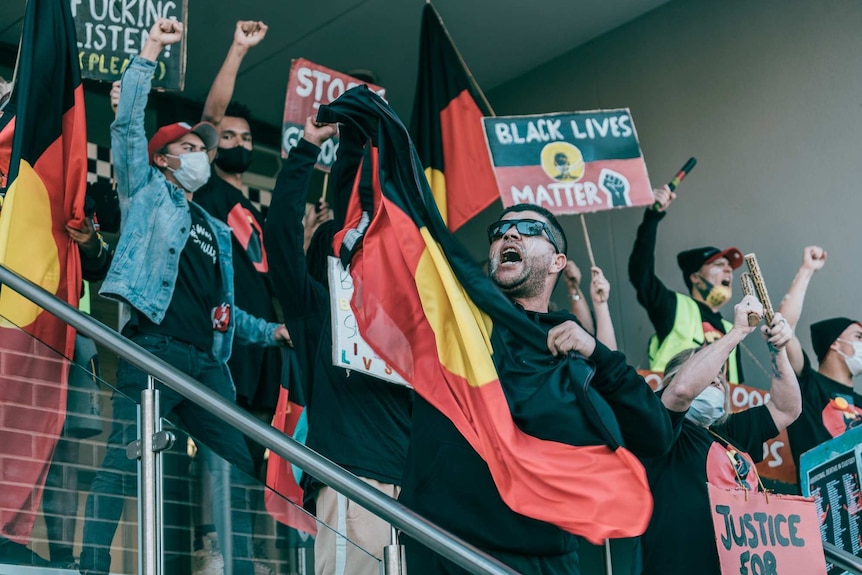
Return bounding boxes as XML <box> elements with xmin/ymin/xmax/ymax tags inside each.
<box><xmin>0</xmin><ymin>0</ymin><xmax>87</xmax><ymax>543</ymax></box>
<box><xmin>410</xmin><ymin>3</ymin><xmax>499</xmax><ymax>231</ymax></box>
<box><xmin>322</xmin><ymin>86</ymin><xmax>659</xmax><ymax>542</ymax></box>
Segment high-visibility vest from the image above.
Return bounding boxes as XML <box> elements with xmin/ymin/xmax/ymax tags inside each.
<box><xmin>648</xmin><ymin>292</ymin><xmax>740</xmax><ymax>384</ymax></box>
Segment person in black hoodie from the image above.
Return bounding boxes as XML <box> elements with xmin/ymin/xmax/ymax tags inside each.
<box><xmin>399</xmin><ymin>203</ymin><xmax>672</xmax><ymax>575</ymax></box>
<box><xmin>264</xmin><ymin>117</ymin><xmax>412</xmax><ymax>575</ymax></box>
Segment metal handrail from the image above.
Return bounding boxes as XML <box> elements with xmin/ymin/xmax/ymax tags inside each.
<box><xmin>0</xmin><ymin>263</ymin><xmax>519</xmax><ymax>575</ymax></box>
<box><xmin>824</xmin><ymin>543</ymin><xmax>862</xmax><ymax>575</ymax></box>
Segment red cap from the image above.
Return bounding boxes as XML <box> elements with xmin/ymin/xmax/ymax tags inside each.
<box><xmin>705</xmin><ymin>247</ymin><xmax>743</xmax><ymax>270</ymax></box>
<box><xmin>147</xmin><ymin>121</ymin><xmax>219</xmax><ymax>165</ymax></box>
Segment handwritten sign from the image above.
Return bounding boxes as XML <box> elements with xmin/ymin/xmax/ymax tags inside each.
<box><xmin>708</xmin><ymin>484</ymin><xmax>826</xmax><ymax>575</ymax></box>
<box><xmin>327</xmin><ymin>257</ymin><xmax>409</xmax><ymax>387</ymax></box>
<box><xmin>800</xmin><ymin>426</ymin><xmax>862</xmax><ymax>574</ymax></box>
<box><xmin>70</xmin><ymin>0</ymin><xmax>187</xmax><ymax>90</ymax></box>
<box><xmin>482</xmin><ymin>110</ymin><xmax>653</xmax><ymax>215</ymax></box>
<box><xmin>639</xmin><ymin>370</ymin><xmax>797</xmax><ymax>485</ymax></box>
<box><xmin>282</xmin><ymin>59</ymin><xmax>386</xmax><ymax>172</ymax></box>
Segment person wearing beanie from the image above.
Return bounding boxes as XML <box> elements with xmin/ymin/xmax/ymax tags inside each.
<box><xmin>79</xmin><ymin>20</ymin><xmax>291</xmax><ymax>575</ymax></box>
<box><xmin>628</xmin><ymin>186</ymin><xmax>745</xmax><ymax>383</ymax></box>
<box><xmin>777</xmin><ymin>246</ymin><xmax>862</xmax><ymax>476</ymax></box>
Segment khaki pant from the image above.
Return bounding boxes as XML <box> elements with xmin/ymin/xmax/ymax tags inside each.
<box><xmin>314</xmin><ymin>478</ymin><xmax>401</xmax><ymax>575</ymax></box>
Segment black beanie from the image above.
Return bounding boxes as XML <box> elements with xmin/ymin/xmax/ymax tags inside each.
<box><xmin>810</xmin><ymin>317</ymin><xmax>860</xmax><ymax>363</ymax></box>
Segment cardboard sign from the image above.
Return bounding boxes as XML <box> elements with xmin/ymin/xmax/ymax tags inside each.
<box><xmin>328</xmin><ymin>257</ymin><xmax>410</xmax><ymax>387</ymax></box>
<box><xmin>799</xmin><ymin>426</ymin><xmax>862</xmax><ymax>574</ymax></box>
<box><xmin>482</xmin><ymin>110</ymin><xmax>653</xmax><ymax>215</ymax></box>
<box><xmin>282</xmin><ymin>59</ymin><xmax>386</xmax><ymax>172</ymax></box>
<box><xmin>708</xmin><ymin>484</ymin><xmax>826</xmax><ymax>575</ymax></box>
<box><xmin>70</xmin><ymin>0</ymin><xmax>188</xmax><ymax>90</ymax></box>
<box><xmin>639</xmin><ymin>370</ymin><xmax>797</xmax><ymax>485</ymax></box>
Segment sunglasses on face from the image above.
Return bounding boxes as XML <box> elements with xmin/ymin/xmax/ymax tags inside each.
<box><xmin>487</xmin><ymin>219</ymin><xmax>561</xmax><ymax>253</ymax></box>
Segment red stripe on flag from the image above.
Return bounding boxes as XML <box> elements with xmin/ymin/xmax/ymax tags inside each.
<box><xmin>347</xmin><ymin>184</ymin><xmax>653</xmax><ymax>541</ymax></box>
<box><xmin>438</xmin><ymin>89</ymin><xmax>499</xmax><ymax>231</ymax></box>
<box><xmin>264</xmin><ymin>388</ymin><xmax>317</xmax><ymax>535</ymax></box>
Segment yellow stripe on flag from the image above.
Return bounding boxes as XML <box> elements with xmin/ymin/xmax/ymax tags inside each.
<box><xmin>424</xmin><ymin>167</ymin><xmax>448</xmax><ymax>227</ymax></box>
<box><xmin>0</xmin><ymin>160</ymin><xmax>60</xmax><ymax>327</ymax></box>
<box><xmin>416</xmin><ymin>226</ymin><xmax>496</xmax><ymax>387</ymax></box>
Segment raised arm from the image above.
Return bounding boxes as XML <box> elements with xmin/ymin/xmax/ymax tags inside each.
<box><xmin>661</xmin><ymin>296</ymin><xmax>759</xmax><ymax>412</ymax></box>
<box><xmin>111</xmin><ymin>20</ymin><xmax>182</xmax><ymax>205</ymax></box>
<box><xmin>590</xmin><ymin>266</ymin><xmax>617</xmax><ymax>351</ymax></box>
<box><xmin>762</xmin><ymin>313</ymin><xmax>802</xmax><ymax>431</ymax></box>
<box><xmin>778</xmin><ymin>246</ymin><xmax>826</xmax><ymax>375</ymax></box>
<box><xmin>201</xmin><ymin>21</ymin><xmax>267</xmax><ymax>128</ymax></box>
<box><xmin>264</xmin><ymin>117</ymin><xmax>338</xmax><ymax>318</ymax></box>
<box><xmin>627</xmin><ymin>186</ymin><xmax>679</xmax><ymax>341</ymax></box>
<box><xmin>564</xmin><ymin>261</ymin><xmax>595</xmax><ymax>334</ymax></box>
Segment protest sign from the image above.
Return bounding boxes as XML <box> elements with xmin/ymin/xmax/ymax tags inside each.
<box><xmin>70</xmin><ymin>0</ymin><xmax>187</xmax><ymax>90</ymax></box>
<box><xmin>708</xmin><ymin>484</ymin><xmax>826</xmax><ymax>575</ymax></box>
<box><xmin>482</xmin><ymin>110</ymin><xmax>653</xmax><ymax>215</ymax></box>
<box><xmin>800</xmin><ymin>426</ymin><xmax>862</xmax><ymax>574</ymax></box>
<box><xmin>639</xmin><ymin>370</ymin><xmax>797</xmax><ymax>485</ymax></box>
<box><xmin>328</xmin><ymin>257</ymin><xmax>410</xmax><ymax>387</ymax></box>
<box><xmin>282</xmin><ymin>59</ymin><xmax>386</xmax><ymax>172</ymax></box>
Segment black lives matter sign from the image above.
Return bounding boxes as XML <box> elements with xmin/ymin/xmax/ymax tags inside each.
<box><xmin>70</xmin><ymin>0</ymin><xmax>188</xmax><ymax>90</ymax></box>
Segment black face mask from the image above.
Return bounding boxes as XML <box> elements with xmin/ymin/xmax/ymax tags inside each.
<box><xmin>214</xmin><ymin>146</ymin><xmax>253</xmax><ymax>174</ymax></box>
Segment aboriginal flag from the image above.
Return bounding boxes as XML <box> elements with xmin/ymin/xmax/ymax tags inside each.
<box><xmin>0</xmin><ymin>0</ymin><xmax>87</xmax><ymax>543</ymax></box>
<box><xmin>321</xmin><ymin>86</ymin><xmax>658</xmax><ymax>542</ymax></box>
<box><xmin>410</xmin><ymin>3</ymin><xmax>498</xmax><ymax>231</ymax></box>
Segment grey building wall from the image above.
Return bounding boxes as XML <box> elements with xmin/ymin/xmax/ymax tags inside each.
<box><xmin>468</xmin><ymin>0</ymin><xmax>862</xmax><ymax>388</ymax></box>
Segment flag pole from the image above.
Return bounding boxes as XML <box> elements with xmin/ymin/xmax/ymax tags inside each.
<box><xmin>427</xmin><ymin>3</ymin><xmax>496</xmax><ymax>117</ymax></box>
<box><xmin>579</xmin><ymin>214</ymin><xmax>596</xmax><ymax>267</ymax></box>
<box><xmin>320</xmin><ymin>171</ymin><xmax>329</xmax><ymax>203</ymax></box>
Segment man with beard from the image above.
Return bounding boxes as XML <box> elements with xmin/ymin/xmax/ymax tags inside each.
<box><xmin>628</xmin><ymin>187</ymin><xmax>745</xmax><ymax>383</ymax></box>
<box><xmin>399</xmin><ymin>202</ymin><xmax>672</xmax><ymax>574</ymax></box>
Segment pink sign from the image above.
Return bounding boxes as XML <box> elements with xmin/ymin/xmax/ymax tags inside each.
<box><xmin>708</xmin><ymin>484</ymin><xmax>826</xmax><ymax>575</ymax></box>
<box><xmin>281</xmin><ymin>58</ymin><xmax>386</xmax><ymax>172</ymax></box>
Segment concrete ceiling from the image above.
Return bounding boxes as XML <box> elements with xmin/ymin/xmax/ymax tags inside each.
<box><xmin>1</xmin><ymin>0</ymin><xmax>670</xmax><ymax>128</ymax></box>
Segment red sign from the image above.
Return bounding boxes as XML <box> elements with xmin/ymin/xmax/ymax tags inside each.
<box><xmin>281</xmin><ymin>58</ymin><xmax>386</xmax><ymax>172</ymax></box>
<box><xmin>638</xmin><ymin>370</ymin><xmax>797</xmax><ymax>485</ymax></box>
<box><xmin>482</xmin><ymin>110</ymin><xmax>654</xmax><ymax>215</ymax></box>
<box><xmin>708</xmin><ymin>484</ymin><xmax>826</xmax><ymax>575</ymax></box>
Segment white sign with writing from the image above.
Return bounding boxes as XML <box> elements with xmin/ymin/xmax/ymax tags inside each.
<box><xmin>328</xmin><ymin>257</ymin><xmax>410</xmax><ymax>387</ymax></box>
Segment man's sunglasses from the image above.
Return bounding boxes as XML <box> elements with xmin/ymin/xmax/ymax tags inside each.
<box><xmin>486</xmin><ymin>219</ymin><xmax>561</xmax><ymax>253</ymax></box>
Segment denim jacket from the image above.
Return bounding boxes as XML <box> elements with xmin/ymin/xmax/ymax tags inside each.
<box><xmin>100</xmin><ymin>56</ymin><xmax>279</xmax><ymax>363</ymax></box>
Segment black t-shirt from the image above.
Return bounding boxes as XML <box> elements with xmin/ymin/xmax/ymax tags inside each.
<box><xmin>786</xmin><ymin>352</ymin><xmax>862</xmax><ymax>473</ymax></box>
<box><xmin>640</xmin><ymin>406</ymin><xmax>779</xmax><ymax>575</ymax></box>
<box><xmin>628</xmin><ymin>209</ymin><xmax>744</xmax><ymax>381</ymax></box>
<box><xmin>194</xmin><ymin>173</ymin><xmax>281</xmax><ymax>408</ymax></box>
<box><xmin>137</xmin><ymin>204</ymin><xmax>220</xmax><ymax>353</ymax></box>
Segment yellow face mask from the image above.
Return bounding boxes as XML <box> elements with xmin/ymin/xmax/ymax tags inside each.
<box><xmin>696</xmin><ymin>276</ymin><xmax>731</xmax><ymax>308</ymax></box>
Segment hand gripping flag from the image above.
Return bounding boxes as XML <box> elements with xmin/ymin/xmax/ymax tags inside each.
<box><xmin>321</xmin><ymin>86</ymin><xmax>659</xmax><ymax>542</ymax></box>
<box><xmin>0</xmin><ymin>0</ymin><xmax>87</xmax><ymax>543</ymax></box>
<box><xmin>410</xmin><ymin>4</ymin><xmax>499</xmax><ymax>231</ymax></box>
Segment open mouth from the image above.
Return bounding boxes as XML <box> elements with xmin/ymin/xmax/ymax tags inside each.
<box><xmin>501</xmin><ymin>246</ymin><xmax>522</xmax><ymax>264</ymax></box>
<box><xmin>721</xmin><ymin>278</ymin><xmax>731</xmax><ymax>287</ymax></box>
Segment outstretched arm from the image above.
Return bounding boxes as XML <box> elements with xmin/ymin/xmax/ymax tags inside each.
<box><xmin>112</xmin><ymin>19</ymin><xmax>182</xmax><ymax>205</ymax></box>
<box><xmin>627</xmin><ymin>185</ymin><xmax>679</xmax><ymax>342</ymax></box>
<box><xmin>661</xmin><ymin>296</ymin><xmax>759</xmax><ymax>412</ymax></box>
<box><xmin>763</xmin><ymin>313</ymin><xmax>802</xmax><ymax>431</ymax></box>
<box><xmin>564</xmin><ymin>261</ymin><xmax>595</xmax><ymax>334</ymax></box>
<box><xmin>778</xmin><ymin>246</ymin><xmax>826</xmax><ymax>375</ymax></box>
<box><xmin>590</xmin><ymin>267</ymin><xmax>617</xmax><ymax>351</ymax></box>
<box><xmin>201</xmin><ymin>21</ymin><xmax>268</xmax><ymax>127</ymax></box>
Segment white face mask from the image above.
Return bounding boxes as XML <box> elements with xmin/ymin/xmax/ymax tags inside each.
<box><xmin>685</xmin><ymin>385</ymin><xmax>727</xmax><ymax>427</ymax></box>
<box><xmin>166</xmin><ymin>151</ymin><xmax>211</xmax><ymax>192</ymax></box>
<box><xmin>836</xmin><ymin>339</ymin><xmax>862</xmax><ymax>377</ymax></box>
